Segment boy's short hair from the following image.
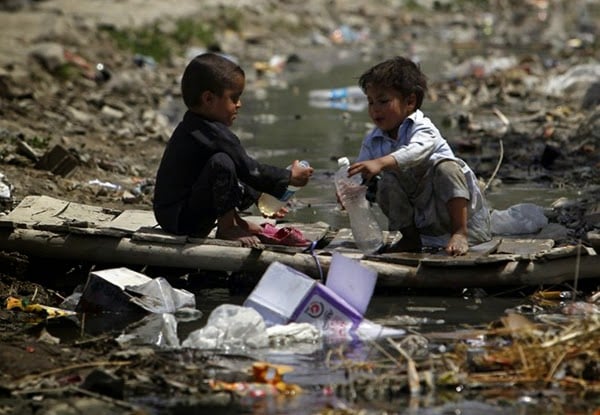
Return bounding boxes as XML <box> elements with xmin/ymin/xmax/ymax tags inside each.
<box><xmin>181</xmin><ymin>53</ymin><xmax>245</xmax><ymax>109</ymax></box>
<box><xmin>358</xmin><ymin>56</ymin><xmax>428</xmax><ymax>109</ymax></box>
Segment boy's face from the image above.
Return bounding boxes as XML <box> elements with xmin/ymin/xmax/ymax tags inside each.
<box><xmin>201</xmin><ymin>74</ymin><xmax>245</xmax><ymax>126</ymax></box>
<box><xmin>365</xmin><ymin>84</ymin><xmax>415</xmax><ymax>137</ymax></box>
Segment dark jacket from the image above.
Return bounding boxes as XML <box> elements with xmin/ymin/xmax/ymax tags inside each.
<box><xmin>153</xmin><ymin>111</ymin><xmax>290</xmax><ymax>232</ymax></box>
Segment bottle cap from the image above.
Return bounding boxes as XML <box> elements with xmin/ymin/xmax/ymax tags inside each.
<box><xmin>337</xmin><ymin>157</ymin><xmax>350</xmax><ymax>167</ymax></box>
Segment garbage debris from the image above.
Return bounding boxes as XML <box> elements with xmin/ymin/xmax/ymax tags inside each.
<box><xmin>253</xmin><ymin>54</ymin><xmax>288</xmax><ymax>75</ymax></box>
<box><xmin>490</xmin><ymin>203</ymin><xmax>549</xmax><ymax>235</ymax></box>
<box><xmin>182</xmin><ymin>305</ymin><xmax>321</xmax><ymax>353</ymax></box>
<box><xmin>243</xmin><ymin>253</ymin><xmax>404</xmax><ymax>342</ymax></box>
<box><xmin>210</xmin><ymin>361</ymin><xmax>301</xmax><ymax>397</ymax></box>
<box><xmin>182</xmin><ymin>304</ymin><xmax>269</xmax><ymax>351</ymax></box>
<box><xmin>6</xmin><ymin>296</ymin><xmax>76</xmax><ymax>318</ymax></box>
<box><xmin>125</xmin><ymin>276</ymin><xmax>196</xmax><ymax>314</ymax></box>
<box><xmin>75</xmin><ymin>267</ymin><xmax>196</xmax><ymax>314</ymax></box>
<box><xmin>308</xmin><ymin>85</ymin><xmax>364</xmax><ymax>101</ymax></box>
<box><xmin>133</xmin><ymin>54</ymin><xmax>157</xmax><ymax>70</ymax></box>
<box><xmin>443</xmin><ymin>55</ymin><xmax>518</xmax><ymax>79</ymax></box>
<box><xmin>34</xmin><ymin>144</ymin><xmax>79</xmax><ymax>177</ymax></box>
<box><xmin>266</xmin><ymin>322</ymin><xmax>321</xmax><ymax>346</ymax></box>
<box><xmin>94</xmin><ymin>62</ymin><xmax>112</xmax><ymax>83</ymax></box>
<box><xmin>243</xmin><ymin>260</ymin><xmax>361</xmax><ymax>335</ymax></box>
<box><xmin>325</xmin><ymin>252</ymin><xmax>377</xmax><ymax>315</ymax></box>
<box><xmin>116</xmin><ymin>313</ymin><xmax>181</xmax><ymax>348</ymax></box>
<box><xmin>329</xmin><ymin>25</ymin><xmax>369</xmax><ymax>44</ymax></box>
<box><xmin>0</xmin><ymin>172</ymin><xmax>13</xmax><ymax>210</ymax></box>
<box><xmin>308</xmin><ymin>98</ymin><xmax>367</xmax><ymax>112</ymax></box>
<box><xmin>16</xmin><ymin>139</ymin><xmax>40</xmax><ymax>162</ymax></box>
<box><xmin>308</xmin><ymin>86</ymin><xmax>367</xmax><ymax>112</ymax></box>
<box><xmin>182</xmin><ymin>254</ymin><xmax>403</xmax><ymax>352</ymax></box>
<box><xmin>543</xmin><ymin>63</ymin><xmax>600</xmax><ymax>99</ymax></box>
<box><xmin>87</xmin><ymin>179</ymin><xmax>122</xmax><ymax>192</ymax></box>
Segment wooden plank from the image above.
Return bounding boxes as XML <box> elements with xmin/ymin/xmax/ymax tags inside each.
<box><xmin>36</xmin><ymin>224</ymin><xmax>128</xmax><ymax>238</ymax></box>
<box><xmin>372</xmin><ymin>251</ymin><xmax>518</xmax><ymax>267</ymax></box>
<box><xmin>371</xmin><ymin>252</ymin><xmax>424</xmax><ymax>266</ymax></box>
<box><xmin>0</xmin><ymin>195</ymin><xmax>69</xmax><ymax>227</ymax></box>
<box><xmin>470</xmin><ymin>238</ymin><xmax>501</xmax><ymax>255</ymax></box>
<box><xmin>103</xmin><ymin>209</ymin><xmax>158</xmax><ymax>233</ymax></box>
<box><xmin>539</xmin><ymin>244</ymin><xmax>594</xmax><ymax>260</ymax></box>
<box><xmin>418</xmin><ymin>240</ymin><xmax>508</xmax><ymax>266</ymax></box>
<box><xmin>131</xmin><ymin>228</ymin><xmax>188</xmax><ymax>245</ymax></box>
<box><xmin>2</xmin><ymin>196</ymin><xmax>598</xmax><ymax>289</ymax></box>
<box><xmin>2</xmin><ymin>227</ymin><xmax>600</xmax><ymax>288</ymax></box>
<box><xmin>368</xmin><ymin>238</ymin><xmax>505</xmax><ymax>267</ymax></box>
<box><xmin>496</xmin><ymin>238</ymin><xmax>554</xmax><ymax>256</ymax></box>
<box><xmin>130</xmin><ymin>219</ymin><xmax>331</xmax><ymax>248</ymax></box>
<box><xmin>0</xmin><ymin>195</ymin><xmax>119</xmax><ymax>229</ymax></box>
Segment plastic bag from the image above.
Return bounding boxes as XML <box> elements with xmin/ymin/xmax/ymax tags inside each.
<box><xmin>490</xmin><ymin>203</ymin><xmax>548</xmax><ymax>235</ymax></box>
<box><xmin>182</xmin><ymin>304</ymin><xmax>268</xmax><ymax>351</ymax></box>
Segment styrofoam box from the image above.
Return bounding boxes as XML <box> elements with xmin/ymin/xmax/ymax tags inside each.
<box><xmin>76</xmin><ymin>267</ymin><xmax>153</xmax><ymax>313</ymax></box>
<box><xmin>244</xmin><ymin>261</ymin><xmax>364</xmax><ymax>339</ymax></box>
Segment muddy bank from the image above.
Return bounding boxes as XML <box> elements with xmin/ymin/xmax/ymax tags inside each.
<box><xmin>0</xmin><ymin>0</ymin><xmax>598</xmax><ymax>212</ymax></box>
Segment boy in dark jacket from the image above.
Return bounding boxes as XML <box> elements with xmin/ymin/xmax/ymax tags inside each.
<box><xmin>153</xmin><ymin>53</ymin><xmax>313</xmax><ymax>247</ymax></box>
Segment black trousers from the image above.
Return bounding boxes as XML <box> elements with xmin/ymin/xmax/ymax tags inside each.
<box><xmin>159</xmin><ymin>152</ymin><xmax>256</xmax><ymax>237</ymax></box>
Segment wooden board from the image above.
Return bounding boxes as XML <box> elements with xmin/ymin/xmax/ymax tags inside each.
<box><xmin>496</xmin><ymin>238</ymin><xmax>555</xmax><ymax>256</ymax></box>
<box><xmin>0</xmin><ymin>195</ymin><xmax>118</xmax><ymax>229</ymax></box>
<box><xmin>1</xmin><ymin>195</ymin><xmax>599</xmax><ymax>288</ymax></box>
<box><xmin>103</xmin><ymin>209</ymin><xmax>158</xmax><ymax>233</ymax></box>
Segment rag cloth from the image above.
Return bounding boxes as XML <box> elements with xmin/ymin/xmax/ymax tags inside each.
<box><xmin>257</xmin><ymin>223</ymin><xmax>310</xmax><ymax>247</ymax></box>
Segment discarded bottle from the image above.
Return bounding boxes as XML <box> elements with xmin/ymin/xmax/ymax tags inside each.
<box><xmin>308</xmin><ymin>85</ymin><xmax>364</xmax><ymax>101</ymax></box>
<box><xmin>0</xmin><ymin>172</ymin><xmax>13</xmax><ymax>207</ymax></box>
<box><xmin>258</xmin><ymin>160</ymin><xmax>310</xmax><ymax>217</ymax></box>
<box><xmin>308</xmin><ymin>99</ymin><xmax>367</xmax><ymax>112</ymax></box>
<box><xmin>334</xmin><ymin>157</ymin><xmax>383</xmax><ymax>254</ymax></box>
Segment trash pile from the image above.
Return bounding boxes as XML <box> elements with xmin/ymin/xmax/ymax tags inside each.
<box><xmin>3</xmin><ymin>253</ymin><xmax>407</xmax><ymax>402</ymax></box>
<box><xmin>302</xmin><ymin>291</ymin><xmax>600</xmax><ymax>407</ymax></box>
<box><xmin>4</xmin><ymin>257</ymin><xmax>599</xmax><ymax>409</ymax></box>
<box><xmin>61</xmin><ymin>253</ymin><xmax>403</xmax><ymax>352</ymax></box>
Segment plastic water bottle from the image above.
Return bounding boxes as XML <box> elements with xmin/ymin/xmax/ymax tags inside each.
<box><xmin>334</xmin><ymin>157</ymin><xmax>383</xmax><ymax>254</ymax></box>
<box><xmin>257</xmin><ymin>160</ymin><xmax>310</xmax><ymax>217</ymax></box>
<box><xmin>308</xmin><ymin>86</ymin><xmax>364</xmax><ymax>101</ymax></box>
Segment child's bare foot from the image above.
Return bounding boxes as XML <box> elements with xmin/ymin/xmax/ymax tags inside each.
<box><xmin>446</xmin><ymin>233</ymin><xmax>468</xmax><ymax>256</ymax></box>
<box><xmin>216</xmin><ymin>226</ymin><xmax>262</xmax><ymax>248</ymax></box>
<box><xmin>216</xmin><ymin>210</ymin><xmax>262</xmax><ymax>248</ymax></box>
<box><xmin>234</xmin><ymin>212</ymin><xmax>263</xmax><ymax>234</ymax></box>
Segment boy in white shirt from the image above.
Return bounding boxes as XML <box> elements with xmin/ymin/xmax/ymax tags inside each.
<box><xmin>347</xmin><ymin>56</ymin><xmax>491</xmax><ymax>255</ymax></box>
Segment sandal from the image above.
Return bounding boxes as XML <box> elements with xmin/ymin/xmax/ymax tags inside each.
<box><xmin>258</xmin><ymin>223</ymin><xmax>311</xmax><ymax>247</ymax></box>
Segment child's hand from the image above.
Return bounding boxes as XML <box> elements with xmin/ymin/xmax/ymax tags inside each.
<box><xmin>348</xmin><ymin>159</ymin><xmax>381</xmax><ymax>181</ymax></box>
<box><xmin>262</xmin><ymin>205</ymin><xmax>289</xmax><ymax>219</ymax></box>
<box><xmin>348</xmin><ymin>155</ymin><xmax>395</xmax><ymax>181</ymax></box>
<box><xmin>289</xmin><ymin>160</ymin><xmax>313</xmax><ymax>187</ymax></box>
